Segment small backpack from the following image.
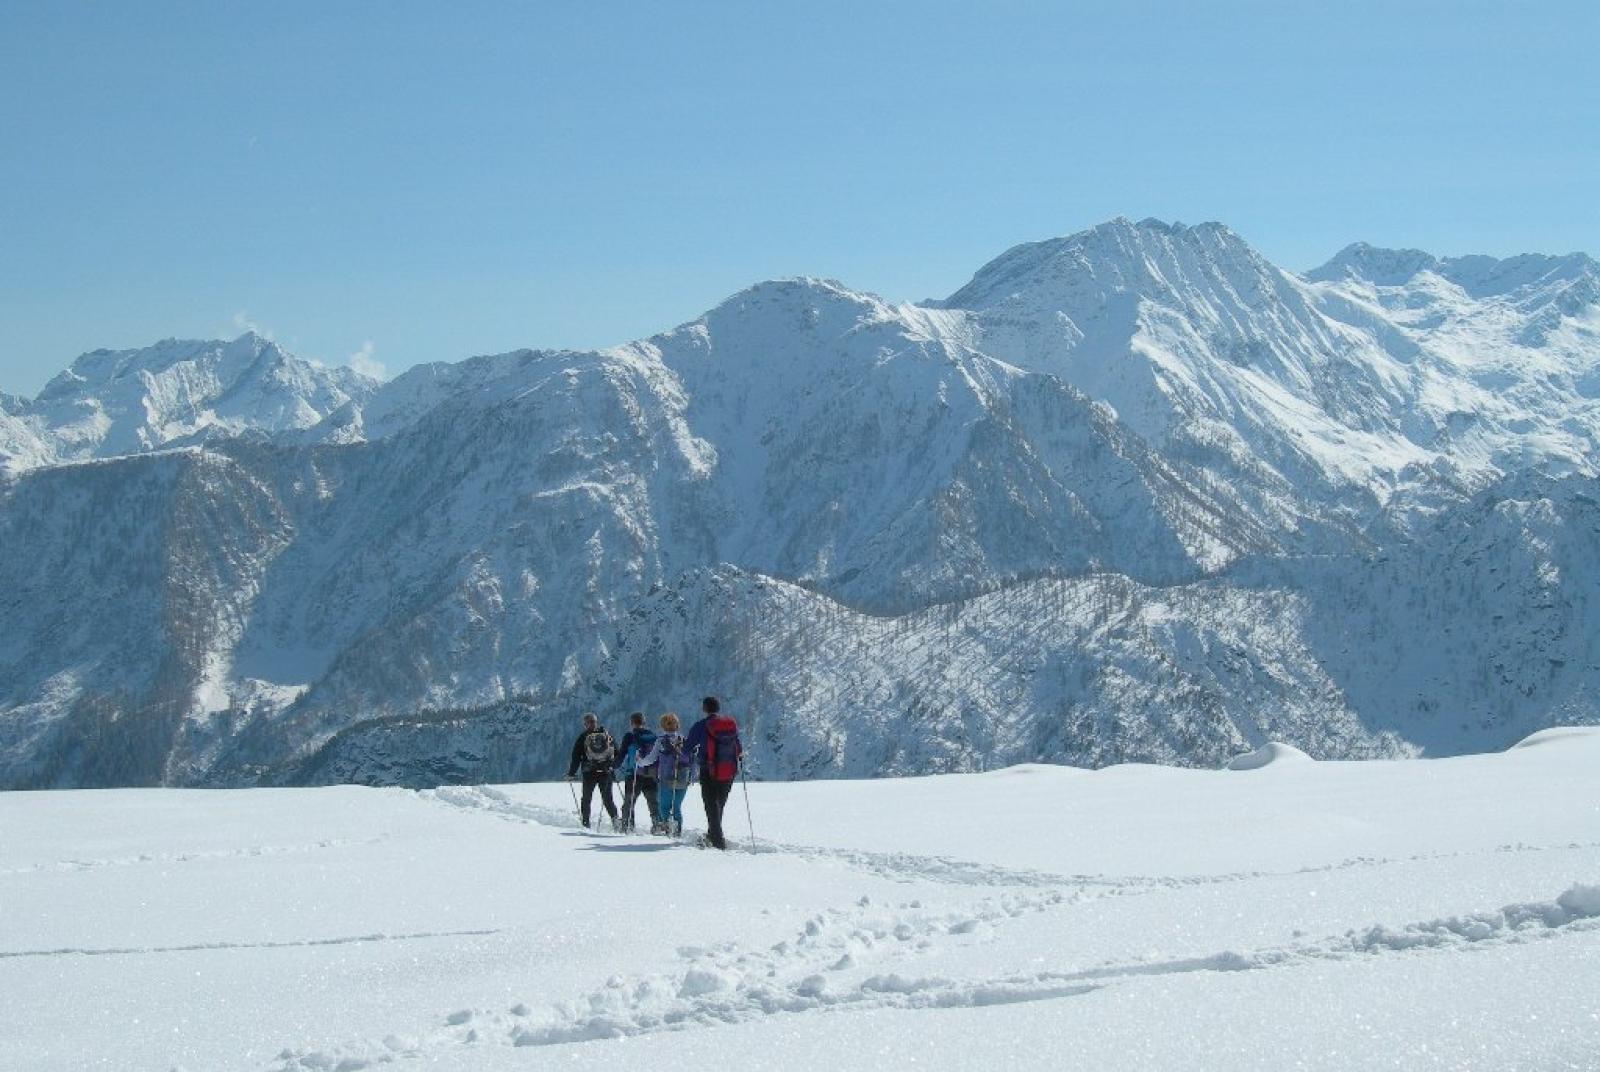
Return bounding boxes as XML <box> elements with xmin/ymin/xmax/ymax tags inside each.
<box><xmin>620</xmin><ymin>729</ymin><xmax>657</xmax><ymax>779</ymax></box>
<box><xmin>704</xmin><ymin>715</ymin><xmax>740</xmax><ymax>782</ymax></box>
<box><xmin>583</xmin><ymin>729</ymin><xmax>615</xmax><ymax>766</ymax></box>
<box><xmin>634</xmin><ymin>728</ymin><xmax>658</xmax><ymax>756</ymax></box>
<box><xmin>657</xmin><ymin>734</ymin><xmax>693</xmax><ymax>788</ymax></box>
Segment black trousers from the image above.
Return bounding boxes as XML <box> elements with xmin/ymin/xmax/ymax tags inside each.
<box><xmin>620</xmin><ymin>774</ymin><xmax>660</xmax><ymax>828</ymax></box>
<box><xmin>581</xmin><ymin>769</ymin><xmax>618</xmax><ymax>827</ymax></box>
<box><xmin>700</xmin><ymin>777</ymin><xmax>734</xmax><ymax>849</ymax></box>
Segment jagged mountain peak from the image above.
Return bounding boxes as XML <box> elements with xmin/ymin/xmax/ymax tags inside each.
<box><xmin>652</xmin><ymin>275</ymin><xmax>930</xmax><ymax>375</ymax></box>
<box><xmin>1306</xmin><ymin>242</ymin><xmax>1597</xmax><ymax>300</ymax></box>
<box><xmin>15</xmin><ymin>332</ymin><xmax>378</xmax><ymax>463</ymax></box>
<box><xmin>6</xmin><ymin>218</ymin><xmax>1600</xmax><ymax>789</ymax></box>
<box><xmin>933</xmin><ymin>216</ymin><xmax>1275</xmax><ymax>315</ymax></box>
<box><xmin>50</xmin><ymin>331</ymin><xmax>379</xmax><ymax>392</ymax></box>
<box><xmin>697</xmin><ymin>276</ymin><xmax>899</xmax><ymax>329</ymax></box>
<box><xmin>1435</xmin><ymin>251</ymin><xmax>1598</xmax><ymax>300</ymax></box>
<box><xmin>1304</xmin><ymin>242</ymin><xmax>1441</xmax><ymax>286</ymax></box>
<box><xmin>38</xmin><ymin>333</ymin><xmax>270</xmax><ymax>401</ymax></box>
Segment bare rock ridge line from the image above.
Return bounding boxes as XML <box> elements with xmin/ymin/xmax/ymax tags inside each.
<box><xmin>2</xmin><ymin>217</ymin><xmax>1599</xmax><ymax>788</ymax></box>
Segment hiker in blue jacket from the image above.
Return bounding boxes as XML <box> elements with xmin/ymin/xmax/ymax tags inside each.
<box><xmin>613</xmin><ymin>711</ymin><xmax>661</xmax><ymax>833</ymax></box>
<box><xmin>639</xmin><ymin>712</ymin><xmax>692</xmax><ymax>836</ymax></box>
<box><xmin>681</xmin><ymin>696</ymin><xmax>743</xmax><ymax>850</ymax></box>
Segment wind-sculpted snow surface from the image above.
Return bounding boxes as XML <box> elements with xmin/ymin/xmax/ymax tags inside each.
<box><xmin>2</xmin><ymin>218</ymin><xmax>1600</xmax><ymax>787</ymax></box>
<box><xmin>2</xmin><ymin>732</ymin><xmax>1597</xmax><ymax>1070</ymax></box>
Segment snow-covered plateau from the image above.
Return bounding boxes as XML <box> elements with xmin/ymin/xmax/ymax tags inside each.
<box><xmin>3</xmin><ymin>729</ymin><xmax>1597</xmax><ymax>1070</ymax></box>
<box><xmin>2</xmin><ymin>217</ymin><xmax>1599</xmax><ymax>786</ymax></box>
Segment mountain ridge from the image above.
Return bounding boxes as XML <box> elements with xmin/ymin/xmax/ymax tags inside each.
<box><xmin>2</xmin><ymin>217</ymin><xmax>1597</xmax><ymax>788</ymax></box>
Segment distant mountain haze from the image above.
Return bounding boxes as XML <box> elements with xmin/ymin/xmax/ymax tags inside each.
<box><xmin>2</xmin><ymin>218</ymin><xmax>1597</xmax><ymax>788</ymax></box>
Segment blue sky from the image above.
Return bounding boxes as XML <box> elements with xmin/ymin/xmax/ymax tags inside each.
<box><xmin>1</xmin><ymin>1</ymin><xmax>1595</xmax><ymax>394</ymax></box>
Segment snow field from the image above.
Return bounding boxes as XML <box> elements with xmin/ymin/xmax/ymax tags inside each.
<box><xmin>1</xmin><ymin>731</ymin><xmax>1597</xmax><ymax>1071</ymax></box>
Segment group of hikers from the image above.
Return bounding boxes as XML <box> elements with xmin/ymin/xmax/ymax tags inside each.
<box><xmin>564</xmin><ymin>696</ymin><xmax>745</xmax><ymax>850</ymax></box>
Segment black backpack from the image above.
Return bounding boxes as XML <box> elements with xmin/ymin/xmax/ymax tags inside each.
<box><xmin>583</xmin><ymin>729</ymin><xmax>615</xmax><ymax>766</ymax></box>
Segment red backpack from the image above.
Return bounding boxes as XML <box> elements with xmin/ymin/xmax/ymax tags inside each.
<box><xmin>704</xmin><ymin>715</ymin><xmax>741</xmax><ymax>782</ymax></box>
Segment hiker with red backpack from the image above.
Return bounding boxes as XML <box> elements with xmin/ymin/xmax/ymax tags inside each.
<box><xmin>638</xmin><ymin>712</ymin><xmax>692</xmax><ymax>836</ymax></box>
<box><xmin>565</xmin><ymin>712</ymin><xmax>621</xmax><ymax>830</ymax></box>
<box><xmin>680</xmin><ymin>696</ymin><xmax>744</xmax><ymax>850</ymax></box>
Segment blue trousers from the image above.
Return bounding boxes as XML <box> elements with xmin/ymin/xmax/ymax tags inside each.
<box><xmin>657</xmin><ymin>782</ymin><xmax>689</xmax><ymax>824</ymax></box>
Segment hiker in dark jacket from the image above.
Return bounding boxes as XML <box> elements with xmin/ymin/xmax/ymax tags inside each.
<box><xmin>614</xmin><ymin>711</ymin><xmax>662</xmax><ymax>833</ymax></box>
<box><xmin>565</xmin><ymin>712</ymin><xmax>620</xmax><ymax>830</ymax></box>
<box><xmin>680</xmin><ymin>696</ymin><xmax>743</xmax><ymax>850</ymax></box>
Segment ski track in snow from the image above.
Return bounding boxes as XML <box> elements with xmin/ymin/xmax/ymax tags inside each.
<box><xmin>269</xmin><ymin>879</ymin><xmax>1600</xmax><ymax>1070</ymax></box>
<box><xmin>0</xmin><ymin>835</ymin><xmax>392</xmax><ymax>877</ymax></box>
<box><xmin>261</xmin><ymin>787</ymin><xmax>1600</xmax><ymax>1071</ymax></box>
<box><xmin>422</xmin><ymin>784</ymin><xmax>1600</xmax><ymax>894</ymax></box>
<box><xmin>0</xmin><ymin>928</ymin><xmax>502</xmax><ymax>962</ymax></box>
<box><xmin>423</xmin><ymin>784</ymin><xmax>1110</xmax><ymax>890</ymax></box>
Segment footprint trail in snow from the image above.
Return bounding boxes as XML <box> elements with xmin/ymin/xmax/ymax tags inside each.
<box><xmin>270</xmin><ymin>783</ymin><xmax>1600</xmax><ymax>1070</ymax></box>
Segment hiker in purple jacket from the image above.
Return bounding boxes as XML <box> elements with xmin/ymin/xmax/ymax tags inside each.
<box><xmin>680</xmin><ymin>696</ymin><xmax>743</xmax><ymax>850</ymax></box>
<box><xmin>639</xmin><ymin>712</ymin><xmax>692</xmax><ymax>836</ymax></box>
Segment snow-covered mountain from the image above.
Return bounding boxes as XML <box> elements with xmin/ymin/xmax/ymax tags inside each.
<box><xmin>2</xmin><ymin>218</ymin><xmax>1598</xmax><ymax>788</ymax></box>
<box><xmin>3</xmin><ymin>333</ymin><xmax>378</xmax><ymax>466</ymax></box>
<box><xmin>939</xmin><ymin>219</ymin><xmax>1600</xmax><ymax>521</ymax></box>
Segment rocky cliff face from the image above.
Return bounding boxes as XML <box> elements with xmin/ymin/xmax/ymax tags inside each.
<box><xmin>3</xmin><ymin>218</ymin><xmax>1597</xmax><ymax>787</ymax></box>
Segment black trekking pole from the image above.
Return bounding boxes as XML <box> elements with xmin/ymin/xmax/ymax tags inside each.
<box><xmin>738</xmin><ymin>757</ymin><xmax>757</xmax><ymax>853</ymax></box>
<box><xmin>691</xmin><ymin>746</ymin><xmax>702</xmax><ymax>844</ymax></box>
<box><xmin>566</xmin><ymin>775</ymin><xmax>581</xmax><ymax>826</ymax></box>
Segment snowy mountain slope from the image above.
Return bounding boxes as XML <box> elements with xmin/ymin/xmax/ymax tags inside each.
<box><xmin>1252</xmin><ymin>471</ymin><xmax>1600</xmax><ymax>756</ymax></box>
<box><xmin>1308</xmin><ymin>241</ymin><xmax>1599</xmax><ymax>301</ymax></box>
<box><xmin>648</xmin><ymin>278</ymin><xmax>1261</xmax><ymax>599</ymax></box>
<box><xmin>199</xmin><ymin>350</ymin><xmax>718</xmax><ymax>783</ymax></box>
<box><xmin>938</xmin><ymin>218</ymin><xmax>1600</xmax><ymax>533</ymax></box>
<box><xmin>932</xmin><ymin>219</ymin><xmax>1434</xmax><ymax>515</ymax></box>
<box><xmin>2</xmin><ymin>333</ymin><xmax>377</xmax><ymax>466</ymax></box>
<box><xmin>0</xmin><ymin>448</ymin><xmax>293</xmax><ymax>787</ymax></box>
<box><xmin>348</xmin><ymin>347</ymin><xmax>564</xmax><ymax>442</ymax></box>
<box><xmin>1305</xmin><ymin>244</ymin><xmax>1600</xmax><ymax>484</ymax></box>
<box><xmin>567</xmin><ymin>560</ymin><xmax>1406</xmax><ymax>774</ymax></box>
<box><xmin>282</xmin><ymin>467</ymin><xmax>1600</xmax><ymax>785</ymax></box>
<box><xmin>168</xmin><ymin>304</ymin><xmax>1262</xmax><ymax>785</ymax></box>
<box><xmin>294</xmin><ymin>563</ymin><xmax>1408</xmax><ymax>788</ymax></box>
<box><xmin>0</xmin><ymin>407</ymin><xmax>50</xmax><ymax>474</ymax></box>
<box><xmin>2</xmin><ymin>218</ymin><xmax>1599</xmax><ymax>788</ymax></box>
<box><xmin>4</xmin><ymin>732</ymin><xmax>1597</xmax><ymax>1071</ymax></box>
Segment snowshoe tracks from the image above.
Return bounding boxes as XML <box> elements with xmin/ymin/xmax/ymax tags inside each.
<box><xmin>268</xmin><ymin>878</ymin><xmax>1600</xmax><ymax>1069</ymax></box>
